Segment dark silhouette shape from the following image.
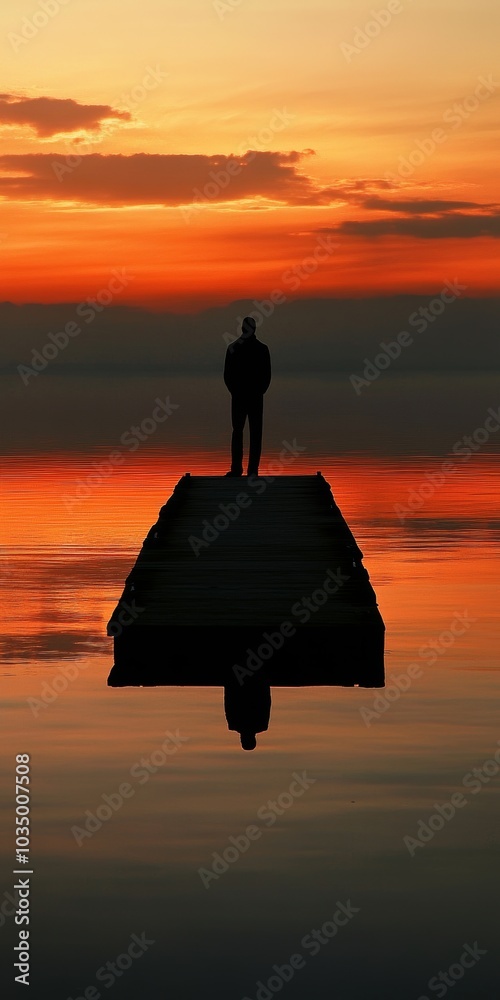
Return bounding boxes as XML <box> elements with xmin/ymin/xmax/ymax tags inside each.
<box><xmin>240</xmin><ymin>733</ymin><xmax>257</xmax><ymax>751</ymax></box>
<box><xmin>224</xmin><ymin>676</ymin><xmax>271</xmax><ymax>750</ymax></box>
<box><xmin>224</xmin><ymin>317</ymin><xmax>271</xmax><ymax>476</ymax></box>
<box><xmin>107</xmin><ymin>473</ymin><xmax>386</xmax><ymax>750</ymax></box>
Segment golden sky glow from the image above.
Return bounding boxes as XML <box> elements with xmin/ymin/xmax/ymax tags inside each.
<box><xmin>0</xmin><ymin>0</ymin><xmax>498</xmax><ymax>306</ymax></box>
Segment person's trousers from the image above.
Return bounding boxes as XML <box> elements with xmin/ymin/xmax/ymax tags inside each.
<box><xmin>230</xmin><ymin>393</ymin><xmax>264</xmax><ymax>475</ymax></box>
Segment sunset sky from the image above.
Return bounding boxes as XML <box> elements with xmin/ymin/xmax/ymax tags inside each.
<box><xmin>0</xmin><ymin>0</ymin><xmax>499</xmax><ymax>308</ymax></box>
<box><xmin>2</xmin><ymin>9</ymin><xmax>500</xmax><ymax>995</ymax></box>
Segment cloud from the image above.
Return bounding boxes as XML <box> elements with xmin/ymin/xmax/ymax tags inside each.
<box><xmin>2</xmin><ymin>295</ymin><xmax>498</xmax><ymax>378</ymax></box>
<box><xmin>313</xmin><ymin>195</ymin><xmax>500</xmax><ymax>239</ymax></box>
<box><xmin>328</xmin><ymin>178</ymin><xmax>396</xmax><ymax>194</ymax></box>
<box><xmin>2</xmin><ymin>298</ymin><xmax>499</xmax><ymax>459</ymax></box>
<box><xmin>361</xmin><ymin>196</ymin><xmax>494</xmax><ymax>214</ymax></box>
<box><xmin>0</xmin><ymin>150</ymin><xmax>351</xmax><ymax>207</ymax></box>
<box><xmin>0</xmin><ymin>94</ymin><xmax>130</xmax><ymax>137</ymax></box>
<box><xmin>317</xmin><ymin>212</ymin><xmax>500</xmax><ymax>239</ymax></box>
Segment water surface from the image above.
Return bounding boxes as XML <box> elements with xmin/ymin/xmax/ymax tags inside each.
<box><xmin>1</xmin><ymin>444</ymin><xmax>499</xmax><ymax>997</ymax></box>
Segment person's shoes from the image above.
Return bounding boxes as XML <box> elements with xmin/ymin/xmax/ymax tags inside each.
<box><xmin>247</xmin><ymin>469</ymin><xmax>259</xmax><ymax>477</ymax></box>
<box><xmin>225</xmin><ymin>471</ymin><xmax>243</xmax><ymax>477</ymax></box>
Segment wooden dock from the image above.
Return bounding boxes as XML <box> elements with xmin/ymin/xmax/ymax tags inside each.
<box><xmin>107</xmin><ymin>473</ymin><xmax>385</xmax><ymax>687</ymax></box>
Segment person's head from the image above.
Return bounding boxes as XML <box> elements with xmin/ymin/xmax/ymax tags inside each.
<box><xmin>240</xmin><ymin>731</ymin><xmax>257</xmax><ymax>751</ymax></box>
<box><xmin>242</xmin><ymin>316</ymin><xmax>257</xmax><ymax>340</ymax></box>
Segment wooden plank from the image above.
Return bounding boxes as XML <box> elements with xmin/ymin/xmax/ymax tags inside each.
<box><xmin>107</xmin><ymin>473</ymin><xmax>385</xmax><ymax>686</ymax></box>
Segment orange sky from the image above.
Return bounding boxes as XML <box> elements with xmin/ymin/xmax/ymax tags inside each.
<box><xmin>0</xmin><ymin>0</ymin><xmax>498</xmax><ymax>307</ymax></box>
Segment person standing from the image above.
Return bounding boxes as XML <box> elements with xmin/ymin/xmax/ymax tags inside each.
<box><xmin>223</xmin><ymin>316</ymin><xmax>271</xmax><ymax>477</ymax></box>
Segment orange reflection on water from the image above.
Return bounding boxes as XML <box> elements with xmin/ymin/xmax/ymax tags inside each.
<box><xmin>1</xmin><ymin>451</ymin><xmax>498</xmax><ymax>672</ymax></box>
<box><xmin>2</xmin><ymin>451</ymin><xmax>499</xmax><ymax>546</ymax></box>
<box><xmin>3</xmin><ymin>659</ymin><xmax>500</xmax><ymax>865</ymax></box>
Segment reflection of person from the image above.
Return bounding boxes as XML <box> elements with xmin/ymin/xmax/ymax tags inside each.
<box><xmin>240</xmin><ymin>733</ymin><xmax>257</xmax><ymax>751</ymax></box>
<box><xmin>223</xmin><ymin>317</ymin><xmax>271</xmax><ymax>477</ymax></box>
<box><xmin>224</xmin><ymin>680</ymin><xmax>271</xmax><ymax>751</ymax></box>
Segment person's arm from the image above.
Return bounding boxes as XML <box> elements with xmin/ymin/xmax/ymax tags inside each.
<box><xmin>261</xmin><ymin>346</ymin><xmax>271</xmax><ymax>394</ymax></box>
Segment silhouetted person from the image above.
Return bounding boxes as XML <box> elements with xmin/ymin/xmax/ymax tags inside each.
<box><xmin>224</xmin><ymin>677</ymin><xmax>271</xmax><ymax>750</ymax></box>
<box><xmin>224</xmin><ymin>317</ymin><xmax>271</xmax><ymax>476</ymax></box>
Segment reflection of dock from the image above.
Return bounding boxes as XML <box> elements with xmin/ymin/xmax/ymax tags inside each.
<box><xmin>107</xmin><ymin>473</ymin><xmax>385</xmax><ymax>687</ymax></box>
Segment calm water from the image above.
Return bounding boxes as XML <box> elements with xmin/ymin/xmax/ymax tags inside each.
<box><xmin>2</xmin><ymin>443</ymin><xmax>499</xmax><ymax>998</ymax></box>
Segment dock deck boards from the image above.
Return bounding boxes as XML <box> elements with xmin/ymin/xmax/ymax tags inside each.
<box><xmin>107</xmin><ymin>473</ymin><xmax>385</xmax><ymax>687</ymax></box>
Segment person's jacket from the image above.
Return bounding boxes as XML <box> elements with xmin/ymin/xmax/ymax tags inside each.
<box><xmin>223</xmin><ymin>334</ymin><xmax>271</xmax><ymax>395</ymax></box>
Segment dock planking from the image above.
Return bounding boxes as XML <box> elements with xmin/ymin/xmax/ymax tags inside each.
<box><xmin>107</xmin><ymin>473</ymin><xmax>385</xmax><ymax>687</ymax></box>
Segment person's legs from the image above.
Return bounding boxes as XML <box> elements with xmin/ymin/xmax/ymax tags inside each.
<box><xmin>230</xmin><ymin>395</ymin><xmax>247</xmax><ymax>474</ymax></box>
<box><xmin>247</xmin><ymin>394</ymin><xmax>263</xmax><ymax>475</ymax></box>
